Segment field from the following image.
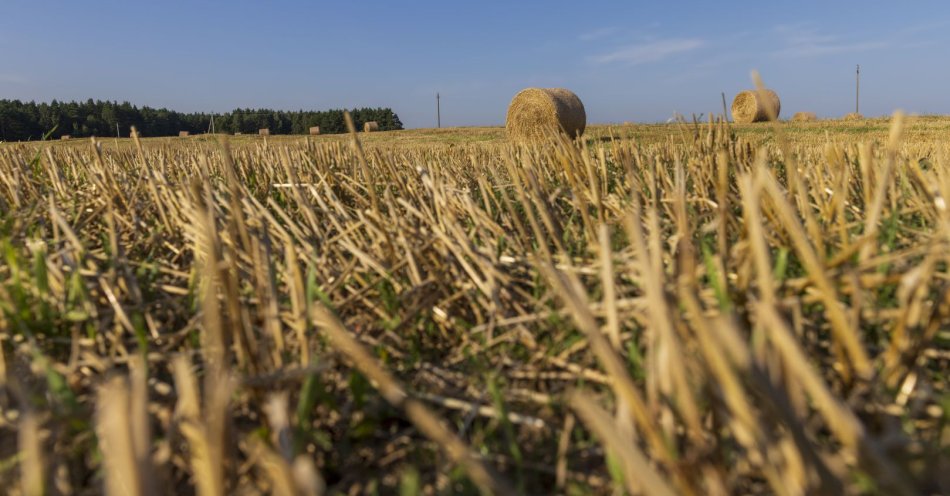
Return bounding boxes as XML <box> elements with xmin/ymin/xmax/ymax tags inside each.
<box><xmin>0</xmin><ymin>115</ymin><xmax>948</xmax><ymax>495</ymax></box>
<box><xmin>31</xmin><ymin>114</ymin><xmax>950</xmax><ymax>149</ymax></box>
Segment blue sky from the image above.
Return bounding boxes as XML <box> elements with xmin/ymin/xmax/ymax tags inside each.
<box><xmin>2</xmin><ymin>0</ymin><xmax>949</xmax><ymax>128</ymax></box>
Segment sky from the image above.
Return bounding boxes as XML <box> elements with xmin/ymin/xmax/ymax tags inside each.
<box><xmin>2</xmin><ymin>0</ymin><xmax>950</xmax><ymax>128</ymax></box>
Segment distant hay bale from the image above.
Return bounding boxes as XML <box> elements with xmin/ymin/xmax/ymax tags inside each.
<box><xmin>843</xmin><ymin>112</ymin><xmax>864</xmax><ymax>121</ymax></box>
<box><xmin>309</xmin><ymin>126</ymin><xmax>321</xmax><ymax>135</ymax></box>
<box><xmin>259</xmin><ymin>128</ymin><xmax>270</xmax><ymax>136</ymax></box>
<box><xmin>178</xmin><ymin>131</ymin><xmax>190</xmax><ymax>137</ymax></box>
<box><xmin>60</xmin><ymin>135</ymin><xmax>71</xmax><ymax>141</ymax></box>
<box><xmin>363</xmin><ymin>121</ymin><xmax>379</xmax><ymax>133</ymax></box>
<box><xmin>505</xmin><ymin>87</ymin><xmax>586</xmax><ymax>140</ymax></box>
<box><xmin>731</xmin><ymin>89</ymin><xmax>781</xmax><ymax>123</ymax></box>
<box><xmin>791</xmin><ymin>112</ymin><xmax>817</xmax><ymax>122</ymax></box>
<box><xmin>235</xmin><ymin>132</ymin><xmax>243</xmax><ymax>135</ymax></box>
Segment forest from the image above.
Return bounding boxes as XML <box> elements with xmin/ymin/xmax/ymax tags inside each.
<box><xmin>0</xmin><ymin>99</ymin><xmax>403</xmax><ymax>140</ymax></box>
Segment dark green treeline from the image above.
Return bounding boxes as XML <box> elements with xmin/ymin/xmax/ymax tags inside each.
<box><xmin>0</xmin><ymin>99</ymin><xmax>403</xmax><ymax>141</ymax></box>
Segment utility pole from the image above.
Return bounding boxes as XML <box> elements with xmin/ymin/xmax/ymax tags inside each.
<box><xmin>116</xmin><ymin>122</ymin><xmax>120</xmax><ymax>139</ymax></box>
<box><xmin>436</xmin><ymin>93</ymin><xmax>441</xmax><ymax>128</ymax></box>
<box><xmin>856</xmin><ymin>64</ymin><xmax>860</xmax><ymax>114</ymax></box>
<box><xmin>721</xmin><ymin>92</ymin><xmax>729</xmax><ymax>122</ymax></box>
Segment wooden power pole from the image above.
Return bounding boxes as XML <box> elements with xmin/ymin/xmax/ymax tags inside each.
<box><xmin>436</xmin><ymin>93</ymin><xmax>441</xmax><ymax>129</ymax></box>
<box><xmin>721</xmin><ymin>92</ymin><xmax>729</xmax><ymax>121</ymax></box>
<box><xmin>856</xmin><ymin>65</ymin><xmax>860</xmax><ymax>114</ymax></box>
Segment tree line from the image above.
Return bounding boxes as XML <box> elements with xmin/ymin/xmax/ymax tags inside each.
<box><xmin>0</xmin><ymin>99</ymin><xmax>403</xmax><ymax>141</ymax></box>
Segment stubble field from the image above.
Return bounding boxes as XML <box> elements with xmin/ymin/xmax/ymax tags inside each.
<box><xmin>0</xmin><ymin>115</ymin><xmax>947</xmax><ymax>495</ymax></box>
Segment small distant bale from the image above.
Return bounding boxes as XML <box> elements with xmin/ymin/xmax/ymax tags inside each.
<box><xmin>842</xmin><ymin>112</ymin><xmax>864</xmax><ymax>121</ymax></box>
<box><xmin>178</xmin><ymin>131</ymin><xmax>190</xmax><ymax>137</ymax></box>
<box><xmin>731</xmin><ymin>89</ymin><xmax>781</xmax><ymax>123</ymax></box>
<box><xmin>505</xmin><ymin>87</ymin><xmax>587</xmax><ymax>140</ymax></box>
<box><xmin>235</xmin><ymin>132</ymin><xmax>243</xmax><ymax>135</ymax></box>
<box><xmin>363</xmin><ymin>121</ymin><xmax>379</xmax><ymax>133</ymax></box>
<box><xmin>259</xmin><ymin>128</ymin><xmax>270</xmax><ymax>136</ymax></box>
<box><xmin>309</xmin><ymin>126</ymin><xmax>321</xmax><ymax>135</ymax></box>
<box><xmin>791</xmin><ymin>112</ymin><xmax>817</xmax><ymax>122</ymax></box>
<box><xmin>60</xmin><ymin>135</ymin><xmax>72</xmax><ymax>141</ymax></box>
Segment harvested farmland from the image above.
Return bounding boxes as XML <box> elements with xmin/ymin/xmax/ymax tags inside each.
<box><xmin>0</xmin><ymin>116</ymin><xmax>945</xmax><ymax>495</ymax></box>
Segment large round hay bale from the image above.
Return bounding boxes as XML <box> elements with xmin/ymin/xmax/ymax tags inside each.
<box><xmin>363</xmin><ymin>121</ymin><xmax>379</xmax><ymax>133</ymax></box>
<box><xmin>731</xmin><ymin>89</ymin><xmax>781</xmax><ymax>123</ymax></box>
<box><xmin>791</xmin><ymin>111</ymin><xmax>817</xmax><ymax>122</ymax></box>
<box><xmin>178</xmin><ymin>131</ymin><xmax>190</xmax><ymax>137</ymax></box>
<box><xmin>309</xmin><ymin>126</ymin><xmax>321</xmax><ymax>135</ymax></box>
<box><xmin>505</xmin><ymin>87</ymin><xmax>586</xmax><ymax>140</ymax></box>
<box><xmin>259</xmin><ymin>128</ymin><xmax>270</xmax><ymax>136</ymax></box>
<box><xmin>842</xmin><ymin>112</ymin><xmax>864</xmax><ymax>121</ymax></box>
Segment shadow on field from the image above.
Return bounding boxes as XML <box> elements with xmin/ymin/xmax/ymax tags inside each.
<box><xmin>585</xmin><ymin>135</ymin><xmax>623</xmax><ymax>145</ymax></box>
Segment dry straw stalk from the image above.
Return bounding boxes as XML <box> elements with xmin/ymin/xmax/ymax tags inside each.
<box><xmin>505</xmin><ymin>87</ymin><xmax>586</xmax><ymax>140</ymax></box>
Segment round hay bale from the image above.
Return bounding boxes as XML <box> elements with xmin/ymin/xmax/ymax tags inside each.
<box><xmin>791</xmin><ymin>112</ymin><xmax>817</xmax><ymax>122</ymax></box>
<box><xmin>309</xmin><ymin>126</ymin><xmax>321</xmax><ymax>135</ymax></box>
<box><xmin>363</xmin><ymin>121</ymin><xmax>379</xmax><ymax>133</ymax></box>
<box><xmin>178</xmin><ymin>131</ymin><xmax>190</xmax><ymax>137</ymax></box>
<box><xmin>731</xmin><ymin>89</ymin><xmax>781</xmax><ymax>123</ymax></box>
<box><xmin>259</xmin><ymin>128</ymin><xmax>271</xmax><ymax>136</ymax></box>
<box><xmin>505</xmin><ymin>87</ymin><xmax>586</xmax><ymax>140</ymax></box>
<box><xmin>842</xmin><ymin>112</ymin><xmax>864</xmax><ymax>121</ymax></box>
